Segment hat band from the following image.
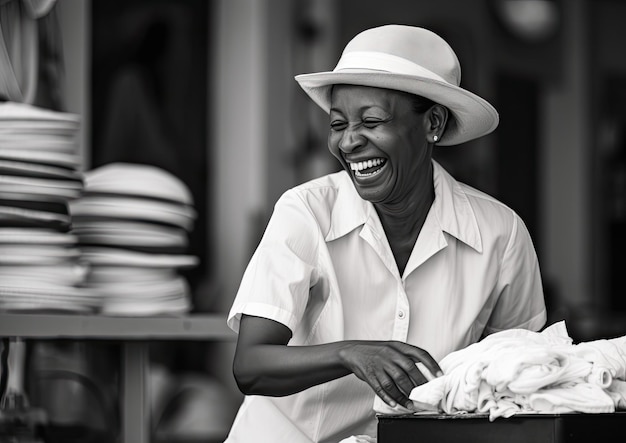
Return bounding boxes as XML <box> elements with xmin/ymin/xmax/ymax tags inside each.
<box><xmin>334</xmin><ymin>51</ymin><xmax>450</xmax><ymax>84</ymax></box>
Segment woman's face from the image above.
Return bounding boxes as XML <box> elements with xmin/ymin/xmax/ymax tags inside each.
<box><xmin>328</xmin><ymin>85</ymin><xmax>433</xmax><ymax>204</ymax></box>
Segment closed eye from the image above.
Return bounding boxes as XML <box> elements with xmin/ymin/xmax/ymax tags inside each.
<box><xmin>330</xmin><ymin>120</ymin><xmax>348</xmax><ymax>131</ymax></box>
<box><xmin>363</xmin><ymin>119</ymin><xmax>383</xmax><ymax>128</ymax></box>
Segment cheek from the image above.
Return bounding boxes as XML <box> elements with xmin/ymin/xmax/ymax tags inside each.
<box><xmin>327</xmin><ymin>134</ymin><xmax>342</xmax><ymax>160</ymax></box>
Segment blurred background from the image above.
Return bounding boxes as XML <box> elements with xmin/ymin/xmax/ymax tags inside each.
<box><xmin>3</xmin><ymin>0</ymin><xmax>626</xmax><ymax>441</ymax></box>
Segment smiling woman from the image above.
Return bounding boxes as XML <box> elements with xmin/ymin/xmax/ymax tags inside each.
<box><xmin>225</xmin><ymin>25</ymin><xmax>547</xmax><ymax>443</ymax></box>
<box><xmin>327</xmin><ymin>85</ymin><xmax>443</xmax><ymax>208</ymax></box>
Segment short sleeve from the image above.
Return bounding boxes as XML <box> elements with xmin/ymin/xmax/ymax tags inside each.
<box><xmin>484</xmin><ymin>213</ymin><xmax>547</xmax><ymax>335</ymax></box>
<box><xmin>227</xmin><ymin>189</ymin><xmax>320</xmax><ymax>334</ymax></box>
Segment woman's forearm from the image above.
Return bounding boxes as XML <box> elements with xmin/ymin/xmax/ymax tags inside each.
<box><xmin>233</xmin><ymin>315</ymin><xmax>442</xmax><ymax>409</ymax></box>
<box><xmin>233</xmin><ymin>341</ymin><xmax>354</xmax><ymax>396</ymax></box>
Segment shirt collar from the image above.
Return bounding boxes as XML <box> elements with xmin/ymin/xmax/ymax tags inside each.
<box><xmin>324</xmin><ymin>160</ymin><xmax>483</xmax><ymax>253</ymax></box>
<box><xmin>324</xmin><ymin>171</ymin><xmax>372</xmax><ymax>242</ymax></box>
<box><xmin>431</xmin><ymin>160</ymin><xmax>483</xmax><ymax>252</ymax></box>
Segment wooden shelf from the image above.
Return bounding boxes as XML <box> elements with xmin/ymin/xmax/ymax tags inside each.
<box><xmin>0</xmin><ymin>313</ymin><xmax>235</xmax><ymax>341</ymax></box>
<box><xmin>0</xmin><ymin>312</ymin><xmax>235</xmax><ymax>443</ymax></box>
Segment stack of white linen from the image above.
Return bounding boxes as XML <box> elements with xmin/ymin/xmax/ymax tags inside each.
<box><xmin>69</xmin><ymin>163</ymin><xmax>198</xmax><ymax>315</ymax></box>
<box><xmin>0</xmin><ymin>101</ymin><xmax>97</xmax><ymax>313</ymax></box>
<box><xmin>375</xmin><ymin>321</ymin><xmax>626</xmax><ymax>421</ymax></box>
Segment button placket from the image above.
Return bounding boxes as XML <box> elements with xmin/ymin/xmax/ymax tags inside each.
<box><xmin>392</xmin><ymin>282</ymin><xmax>410</xmax><ymax>341</ymax></box>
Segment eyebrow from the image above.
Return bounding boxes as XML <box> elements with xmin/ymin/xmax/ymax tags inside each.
<box><xmin>329</xmin><ymin>104</ymin><xmax>390</xmax><ymax>114</ymax></box>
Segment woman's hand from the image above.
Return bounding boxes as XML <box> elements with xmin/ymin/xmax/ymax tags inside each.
<box><xmin>233</xmin><ymin>315</ymin><xmax>442</xmax><ymax>408</ymax></box>
<box><xmin>338</xmin><ymin>341</ymin><xmax>442</xmax><ymax>410</ymax></box>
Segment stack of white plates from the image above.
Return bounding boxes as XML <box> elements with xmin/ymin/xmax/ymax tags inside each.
<box><xmin>0</xmin><ymin>102</ymin><xmax>82</xmax><ymax>169</ymax></box>
<box><xmin>0</xmin><ymin>102</ymin><xmax>97</xmax><ymax>313</ymax></box>
<box><xmin>69</xmin><ymin>163</ymin><xmax>198</xmax><ymax>316</ymax></box>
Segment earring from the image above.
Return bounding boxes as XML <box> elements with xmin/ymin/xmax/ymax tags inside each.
<box><xmin>433</xmin><ymin>135</ymin><xmax>439</xmax><ymax>142</ymax></box>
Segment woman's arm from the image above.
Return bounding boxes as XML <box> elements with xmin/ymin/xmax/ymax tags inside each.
<box><xmin>233</xmin><ymin>314</ymin><xmax>443</xmax><ymax>410</ymax></box>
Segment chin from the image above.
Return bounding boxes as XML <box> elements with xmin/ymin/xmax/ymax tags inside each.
<box><xmin>354</xmin><ymin>185</ymin><xmax>388</xmax><ymax>204</ymax></box>
<box><xmin>352</xmin><ymin>174</ymin><xmax>394</xmax><ymax>204</ymax></box>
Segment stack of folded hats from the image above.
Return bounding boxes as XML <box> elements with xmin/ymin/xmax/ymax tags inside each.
<box><xmin>69</xmin><ymin>163</ymin><xmax>198</xmax><ymax>316</ymax></box>
<box><xmin>0</xmin><ymin>101</ymin><xmax>97</xmax><ymax>313</ymax></box>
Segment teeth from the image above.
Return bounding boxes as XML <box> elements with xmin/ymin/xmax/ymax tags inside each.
<box><xmin>355</xmin><ymin>168</ymin><xmax>383</xmax><ymax>177</ymax></box>
<box><xmin>348</xmin><ymin>158</ymin><xmax>386</xmax><ymax>177</ymax></box>
<box><xmin>349</xmin><ymin>158</ymin><xmax>385</xmax><ymax>172</ymax></box>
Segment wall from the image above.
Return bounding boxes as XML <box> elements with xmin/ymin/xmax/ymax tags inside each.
<box><xmin>541</xmin><ymin>0</ymin><xmax>592</xmax><ymax>313</ymax></box>
<box><xmin>212</xmin><ymin>0</ymin><xmax>269</xmax><ymax>313</ymax></box>
<box><xmin>56</xmin><ymin>0</ymin><xmax>90</xmax><ymax>168</ymax></box>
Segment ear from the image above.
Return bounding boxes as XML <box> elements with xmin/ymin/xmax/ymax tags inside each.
<box><xmin>426</xmin><ymin>104</ymin><xmax>449</xmax><ymax>144</ymax></box>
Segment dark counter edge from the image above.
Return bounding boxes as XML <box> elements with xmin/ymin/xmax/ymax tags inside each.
<box><xmin>377</xmin><ymin>411</ymin><xmax>626</xmax><ymax>420</ymax></box>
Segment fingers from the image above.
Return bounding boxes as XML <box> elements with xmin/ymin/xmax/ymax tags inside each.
<box><xmin>402</xmin><ymin>359</ymin><xmax>429</xmax><ymax>387</ymax></box>
<box><xmin>392</xmin><ymin>342</ymin><xmax>443</xmax><ymax>380</ymax></box>
<box><xmin>416</xmin><ymin>361</ymin><xmax>437</xmax><ymax>382</ymax></box>
<box><xmin>386</xmin><ymin>364</ymin><xmax>419</xmax><ymax>399</ymax></box>
<box><xmin>341</xmin><ymin>341</ymin><xmax>443</xmax><ymax>410</ymax></box>
<box><xmin>370</xmin><ymin>354</ymin><xmax>428</xmax><ymax>410</ymax></box>
<box><xmin>373</xmin><ymin>342</ymin><xmax>443</xmax><ymax>409</ymax></box>
<box><xmin>372</xmin><ymin>369</ymin><xmax>416</xmax><ymax>410</ymax></box>
<box><xmin>352</xmin><ymin>354</ymin><xmax>418</xmax><ymax>410</ymax></box>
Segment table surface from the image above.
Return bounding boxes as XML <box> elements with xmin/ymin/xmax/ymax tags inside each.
<box><xmin>0</xmin><ymin>312</ymin><xmax>235</xmax><ymax>443</ymax></box>
<box><xmin>0</xmin><ymin>312</ymin><xmax>235</xmax><ymax>340</ymax></box>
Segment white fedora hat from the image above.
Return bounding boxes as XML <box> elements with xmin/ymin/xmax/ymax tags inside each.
<box><xmin>295</xmin><ymin>25</ymin><xmax>499</xmax><ymax>146</ymax></box>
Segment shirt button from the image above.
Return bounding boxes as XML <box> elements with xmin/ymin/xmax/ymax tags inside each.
<box><xmin>398</xmin><ymin>310</ymin><xmax>405</xmax><ymax>319</ymax></box>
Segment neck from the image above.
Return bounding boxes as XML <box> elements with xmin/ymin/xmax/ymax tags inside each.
<box><xmin>375</xmin><ymin>185</ymin><xmax>434</xmax><ymax>241</ymax></box>
<box><xmin>374</xmin><ymin>163</ymin><xmax>435</xmax><ymax>274</ymax></box>
<box><xmin>375</xmin><ymin>164</ymin><xmax>434</xmax><ymax>235</ymax></box>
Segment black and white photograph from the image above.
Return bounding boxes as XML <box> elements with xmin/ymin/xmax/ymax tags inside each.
<box><xmin>1</xmin><ymin>1</ymin><xmax>626</xmax><ymax>442</ymax></box>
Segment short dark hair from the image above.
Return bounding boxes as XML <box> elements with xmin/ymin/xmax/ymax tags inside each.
<box><xmin>411</xmin><ymin>94</ymin><xmax>453</xmax><ymax>137</ymax></box>
<box><xmin>410</xmin><ymin>94</ymin><xmax>437</xmax><ymax>114</ymax></box>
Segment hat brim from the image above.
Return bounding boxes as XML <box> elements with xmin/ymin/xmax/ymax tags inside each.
<box><xmin>295</xmin><ymin>70</ymin><xmax>499</xmax><ymax>146</ymax></box>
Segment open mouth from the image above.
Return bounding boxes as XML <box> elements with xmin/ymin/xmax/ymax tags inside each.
<box><xmin>349</xmin><ymin>158</ymin><xmax>387</xmax><ymax>178</ymax></box>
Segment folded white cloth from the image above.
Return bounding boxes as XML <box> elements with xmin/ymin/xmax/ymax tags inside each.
<box><xmin>527</xmin><ymin>382</ymin><xmax>614</xmax><ymax>414</ymax></box>
<box><xmin>607</xmin><ymin>380</ymin><xmax>626</xmax><ymax>409</ymax></box>
<box><xmin>338</xmin><ymin>435</ymin><xmax>376</xmax><ymax>443</ymax></box>
<box><xmin>374</xmin><ymin>321</ymin><xmax>626</xmax><ymax>421</ymax></box>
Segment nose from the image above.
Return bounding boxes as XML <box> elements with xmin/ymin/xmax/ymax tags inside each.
<box><xmin>338</xmin><ymin>126</ymin><xmax>365</xmax><ymax>153</ymax></box>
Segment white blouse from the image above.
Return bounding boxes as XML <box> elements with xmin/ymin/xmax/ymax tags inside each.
<box><xmin>226</xmin><ymin>160</ymin><xmax>547</xmax><ymax>443</ymax></box>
